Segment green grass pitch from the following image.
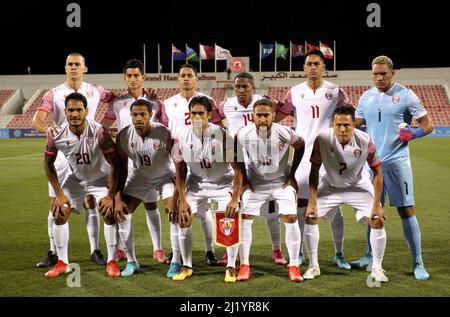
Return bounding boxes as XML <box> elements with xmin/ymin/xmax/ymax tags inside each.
<box><xmin>0</xmin><ymin>138</ymin><xmax>449</xmax><ymax>297</ymax></box>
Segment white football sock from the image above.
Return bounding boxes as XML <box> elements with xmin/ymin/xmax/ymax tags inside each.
<box><xmin>197</xmin><ymin>210</ymin><xmax>214</xmax><ymax>252</ymax></box>
<box><xmin>84</xmin><ymin>208</ymin><xmax>100</xmax><ymax>253</ymax></box>
<box><xmin>285</xmin><ymin>221</ymin><xmax>301</xmax><ymax>266</ymax></box>
<box><xmin>103</xmin><ymin>223</ymin><xmax>118</xmax><ymax>262</ymax></box>
<box><xmin>146</xmin><ymin>208</ymin><xmax>162</xmax><ymax>251</ymax></box>
<box><xmin>53</xmin><ymin>222</ymin><xmax>69</xmax><ymax>264</ymax></box>
<box><xmin>297</xmin><ymin>207</ymin><xmax>306</xmax><ymax>254</ymax></box>
<box><xmin>48</xmin><ymin>210</ymin><xmax>56</xmax><ymax>254</ymax></box>
<box><xmin>266</xmin><ymin>215</ymin><xmax>281</xmax><ymax>250</ymax></box>
<box><xmin>170</xmin><ymin>222</ymin><xmax>181</xmax><ymax>264</ymax></box>
<box><xmin>239</xmin><ymin>219</ymin><xmax>253</xmax><ymax>266</ymax></box>
<box><xmin>226</xmin><ymin>245</ymin><xmax>239</xmax><ymax>268</ymax></box>
<box><xmin>304</xmin><ymin>224</ymin><xmax>320</xmax><ymax>267</ymax></box>
<box><xmin>330</xmin><ymin>207</ymin><xmax>344</xmax><ymax>254</ymax></box>
<box><xmin>178</xmin><ymin>226</ymin><xmax>193</xmax><ymax>268</ymax></box>
<box><xmin>370</xmin><ymin>227</ymin><xmax>386</xmax><ymax>269</ymax></box>
<box><xmin>117</xmin><ymin>214</ymin><xmax>137</xmax><ymax>263</ymax></box>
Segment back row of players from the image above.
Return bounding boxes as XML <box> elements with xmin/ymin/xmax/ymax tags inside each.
<box><xmin>33</xmin><ymin>50</ymin><xmax>432</xmax><ymax>282</ymax></box>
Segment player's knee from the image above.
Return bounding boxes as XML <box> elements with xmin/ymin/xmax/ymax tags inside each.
<box><xmin>305</xmin><ymin>217</ymin><xmax>319</xmax><ymax>225</ymax></box>
<box><xmin>83</xmin><ymin>195</ymin><xmax>96</xmax><ymax>209</ymax></box>
<box><xmin>54</xmin><ymin>216</ymin><xmax>68</xmax><ymax>225</ymax></box>
<box><xmin>103</xmin><ymin>215</ymin><xmax>116</xmax><ymax>225</ymax></box>
<box><xmin>397</xmin><ymin>206</ymin><xmax>414</xmax><ymax>219</ymax></box>
<box><xmin>282</xmin><ymin>214</ymin><xmax>298</xmax><ymax>223</ymax></box>
<box><xmin>242</xmin><ymin>214</ymin><xmax>254</xmax><ymax>220</ymax></box>
<box><xmin>369</xmin><ymin>218</ymin><xmax>383</xmax><ymax>229</ymax></box>
<box><xmin>144</xmin><ymin>202</ymin><xmax>157</xmax><ymax>210</ymax></box>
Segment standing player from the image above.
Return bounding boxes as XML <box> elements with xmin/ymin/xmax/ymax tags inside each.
<box><xmin>172</xmin><ymin>96</ymin><xmax>244</xmax><ymax>282</ymax></box>
<box><xmin>161</xmin><ymin>64</ymin><xmax>218</xmax><ymax>265</ymax></box>
<box><xmin>114</xmin><ymin>99</ymin><xmax>176</xmax><ymax>277</ymax></box>
<box><xmin>101</xmin><ymin>58</ymin><xmax>168</xmax><ymax>264</ymax></box>
<box><xmin>235</xmin><ymin>99</ymin><xmax>305</xmax><ymax>282</ymax></box>
<box><xmin>33</xmin><ymin>52</ymin><xmax>112</xmax><ymax>268</ymax></box>
<box><xmin>276</xmin><ymin>50</ymin><xmax>350</xmax><ymax>269</ymax></box>
<box><xmin>352</xmin><ymin>56</ymin><xmax>433</xmax><ymax>280</ymax></box>
<box><xmin>43</xmin><ymin>93</ymin><xmax>120</xmax><ymax>278</ymax></box>
<box><xmin>303</xmin><ymin>105</ymin><xmax>388</xmax><ymax>283</ymax></box>
<box><xmin>211</xmin><ymin>72</ymin><xmax>287</xmax><ymax>266</ymax></box>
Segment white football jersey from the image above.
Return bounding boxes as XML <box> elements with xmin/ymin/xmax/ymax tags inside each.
<box><xmin>277</xmin><ymin>81</ymin><xmax>348</xmax><ymax>161</ymax></box>
<box><xmin>103</xmin><ymin>91</ymin><xmax>165</xmax><ymax>132</ymax></box>
<box><xmin>212</xmin><ymin>94</ymin><xmax>263</xmax><ymax>137</ymax></box>
<box><xmin>45</xmin><ymin>119</ymin><xmax>114</xmax><ymax>182</ymax></box>
<box><xmin>39</xmin><ymin>82</ymin><xmax>112</xmax><ymax>126</ymax></box>
<box><xmin>163</xmin><ymin>92</ymin><xmax>215</xmax><ymax>138</ymax></box>
<box><xmin>310</xmin><ymin>128</ymin><xmax>381</xmax><ymax>188</ymax></box>
<box><xmin>236</xmin><ymin>123</ymin><xmax>303</xmax><ymax>185</ymax></box>
<box><xmin>117</xmin><ymin>123</ymin><xmax>175</xmax><ymax>186</ymax></box>
<box><xmin>175</xmin><ymin>123</ymin><xmax>234</xmax><ymax>188</ymax></box>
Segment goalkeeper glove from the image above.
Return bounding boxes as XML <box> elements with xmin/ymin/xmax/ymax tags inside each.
<box><xmin>398</xmin><ymin>123</ymin><xmax>424</xmax><ymax>142</ymax></box>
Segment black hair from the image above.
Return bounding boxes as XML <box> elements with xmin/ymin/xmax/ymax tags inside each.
<box><xmin>123</xmin><ymin>58</ymin><xmax>144</xmax><ymax>74</ymax></box>
<box><xmin>188</xmin><ymin>95</ymin><xmax>212</xmax><ymax>113</ymax></box>
<box><xmin>305</xmin><ymin>49</ymin><xmax>325</xmax><ymax>64</ymax></box>
<box><xmin>234</xmin><ymin>72</ymin><xmax>255</xmax><ymax>87</ymax></box>
<box><xmin>179</xmin><ymin>64</ymin><xmax>198</xmax><ymax>76</ymax></box>
<box><xmin>65</xmin><ymin>92</ymin><xmax>88</xmax><ymax>109</ymax></box>
<box><xmin>130</xmin><ymin>99</ymin><xmax>153</xmax><ymax>113</ymax></box>
<box><xmin>332</xmin><ymin>104</ymin><xmax>355</xmax><ymax>121</ymax></box>
<box><xmin>253</xmin><ymin>98</ymin><xmax>275</xmax><ymax>112</ymax></box>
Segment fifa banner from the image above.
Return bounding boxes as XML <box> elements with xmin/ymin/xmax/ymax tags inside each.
<box><xmin>227</xmin><ymin>57</ymin><xmax>249</xmax><ymax>73</ymax></box>
<box><xmin>214</xmin><ymin>211</ymin><xmax>241</xmax><ymax>248</ymax></box>
<box><xmin>9</xmin><ymin>128</ymin><xmax>46</xmax><ymax>138</ymax></box>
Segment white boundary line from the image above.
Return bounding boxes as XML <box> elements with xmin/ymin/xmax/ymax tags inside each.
<box><xmin>0</xmin><ymin>153</ymin><xmax>42</xmax><ymax>160</ymax></box>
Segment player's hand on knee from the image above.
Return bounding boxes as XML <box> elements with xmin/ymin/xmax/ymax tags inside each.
<box><xmin>370</xmin><ymin>206</ymin><xmax>386</xmax><ymax>228</ymax></box>
<box><xmin>305</xmin><ymin>205</ymin><xmax>318</xmax><ymax>224</ymax></box>
<box><xmin>179</xmin><ymin>210</ymin><xmax>192</xmax><ymax>227</ymax></box>
<box><xmin>53</xmin><ymin>194</ymin><xmax>71</xmax><ymax>219</ymax></box>
<box><xmin>99</xmin><ymin>196</ymin><xmax>114</xmax><ymax>217</ymax></box>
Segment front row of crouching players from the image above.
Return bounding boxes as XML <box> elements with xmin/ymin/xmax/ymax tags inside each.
<box><xmin>44</xmin><ymin>92</ymin><xmax>387</xmax><ymax>283</ymax></box>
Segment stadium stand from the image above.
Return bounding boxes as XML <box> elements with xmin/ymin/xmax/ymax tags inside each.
<box><xmin>6</xmin><ymin>90</ymin><xmax>49</xmax><ymax>129</ymax></box>
<box><xmin>0</xmin><ymin>89</ymin><xmax>15</xmax><ymax>109</ymax></box>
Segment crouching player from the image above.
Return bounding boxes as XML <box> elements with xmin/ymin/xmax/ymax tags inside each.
<box><xmin>43</xmin><ymin>92</ymin><xmax>120</xmax><ymax>278</ymax></box>
<box><xmin>303</xmin><ymin>105</ymin><xmax>388</xmax><ymax>283</ymax></box>
<box><xmin>114</xmin><ymin>99</ymin><xmax>176</xmax><ymax>277</ymax></box>
<box><xmin>235</xmin><ymin>98</ymin><xmax>305</xmax><ymax>282</ymax></box>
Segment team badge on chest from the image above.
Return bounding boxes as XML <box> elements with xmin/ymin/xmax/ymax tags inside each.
<box><xmin>86</xmin><ymin>138</ymin><xmax>94</xmax><ymax>146</ymax></box>
<box><xmin>392</xmin><ymin>96</ymin><xmax>400</xmax><ymax>104</ymax></box>
<box><xmin>153</xmin><ymin>141</ymin><xmax>161</xmax><ymax>150</ymax></box>
<box><xmin>354</xmin><ymin>149</ymin><xmax>362</xmax><ymax>158</ymax></box>
<box><xmin>325</xmin><ymin>92</ymin><xmax>333</xmax><ymax>100</ymax></box>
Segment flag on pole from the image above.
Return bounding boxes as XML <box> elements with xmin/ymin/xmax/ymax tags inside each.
<box><xmin>291</xmin><ymin>43</ymin><xmax>306</xmax><ymax>57</ymax></box>
<box><xmin>200</xmin><ymin>44</ymin><xmax>215</xmax><ymax>60</ymax></box>
<box><xmin>172</xmin><ymin>45</ymin><xmax>186</xmax><ymax>61</ymax></box>
<box><xmin>276</xmin><ymin>43</ymin><xmax>289</xmax><ymax>59</ymax></box>
<box><xmin>320</xmin><ymin>42</ymin><xmax>334</xmax><ymax>59</ymax></box>
<box><xmin>261</xmin><ymin>44</ymin><xmax>274</xmax><ymax>59</ymax></box>
<box><xmin>215</xmin><ymin>45</ymin><xmax>232</xmax><ymax>60</ymax></box>
<box><xmin>186</xmin><ymin>46</ymin><xmax>199</xmax><ymax>62</ymax></box>
<box><xmin>306</xmin><ymin>43</ymin><xmax>319</xmax><ymax>52</ymax></box>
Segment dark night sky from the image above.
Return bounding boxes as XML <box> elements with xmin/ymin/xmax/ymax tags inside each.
<box><xmin>0</xmin><ymin>0</ymin><xmax>448</xmax><ymax>74</ymax></box>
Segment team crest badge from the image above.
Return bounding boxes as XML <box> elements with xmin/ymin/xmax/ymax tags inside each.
<box><xmin>330</xmin><ymin>147</ymin><xmax>334</xmax><ymax>153</ymax></box>
<box><xmin>66</xmin><ymin>140</ymin><xmax>71</xmax><ymax>146</ymax></box>
<box><xmin>278</xmin><ymin>141</ymin><xmax>285</xmax><ymax>150</ymax></box>
<box><xmin>123</xmin><ymin>101</ymin><xmax>127</xmax><ymax>107</ymax></box>
<box><xmin>174</xmin><ymin>102</ymin><xmax>178</xmax><ymax>107</ymax></box>
<box><xmin>325</xmin><ymin>92</ymin><xmax>333</xmax><ymax>100</ymax></box>
<box><xmin>300</xmin><ymin>94</ymin><xmax>305</xmax><ymax>99</ymax></box>
<box><xmin>219</xmin><ymin>218</ymin><xmax>236</xmax><ymax>237</ymax></box>
<box><xmin>130</xmin><ymin>142</ymin><xmax>134</xmax><ymax>148</ymax></box>
<box><xmin>87</xmin><ymin>90</ymin><xmax>93</xmax><ymax>98</ymax></box>
<box><xmin>211</xmin><ymin>143</ymin><xmax>217</xmax><ymax>155</ymax></box>
<box><xmin>153</xmin><ymin>141</ymin><xmax>161</xmax><ymax>150</ymax></box>
<box><xmin>234</xmin><ymin>106</ymin><xmax>238</xmax><ymax>111</ymax></box>
<box><xmin>189</xmin><ymin>144</ymin><xmax>193</xmax><ymax>149</ymax></box>
<box><xmin>86</xmin><ymin>138</ymin><xmax>94</xmax><ymax>146</ymax></box>
<box><xmin>354</xmin><ymin>149</ymin><xmax>362</xmax><ymax>158</ymax></box>
<box><xmin>392</xmin><ymin>96</ymin><xmax>400</xmax><ymax>104</ymax></box>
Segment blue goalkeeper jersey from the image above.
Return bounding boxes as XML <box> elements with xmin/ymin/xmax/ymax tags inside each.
<box><xmin>355</xmin><ymin>83</ymin><xmax>427</xmax><ymax>168</ymax></box>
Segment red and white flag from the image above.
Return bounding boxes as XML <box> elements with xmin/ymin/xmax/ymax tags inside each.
<box><xmin>200</xmin><ymin>44</ymin><xmax>215</xmax><ymax>60</ymax></box>
<box><xmin>307</xmin><ymin>43</ymin><xmax>319</xmax><ymax>52</ymax></box>
<box><xmin>320</xmin><ymin>42</ymin><xmax>334</xmax><ymax>59</ymax></box>
<box><xmin>214</xmin><ymin>212</ymin><xmax>240</xmax><ymax>247</ymax></box>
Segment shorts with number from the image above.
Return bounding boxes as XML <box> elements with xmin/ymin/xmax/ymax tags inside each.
<box><xmin>186</xmin><ymin>186</ymin><xmax>233</xmax><ymax>215</ymax></box>
<box><xmin>317</xmin><ymin>177</ymin><xmax>374</xmax><ymax>223</ymax></box>
<box><xmin>381</xmin><ymin>165</ymin><xmax>415</xmax><ymax>207</ymax></box>
<box><xmin>242</xmin><ymin>182</ymin><xmax>297</xmax><ymax>216</ymax></box>
<box><xmin>124</xmin><ymin>174</ymin><xmax>174</xmax><ymax>202</ymax></box>
<box><xmin>48</xmin><ymin>152</ymin><xmax>69</xmax><ymax>197</ymax></box>
<box><xmin>61</xmin><ymin>174</ymin><xmax>109</xmax><ymax>214</ymax></box>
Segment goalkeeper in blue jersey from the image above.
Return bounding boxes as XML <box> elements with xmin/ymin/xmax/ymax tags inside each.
<box><xmin>352</xmin><ymin>55</ymin><xmax>433</xmax><ymax>281</ymax></box>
